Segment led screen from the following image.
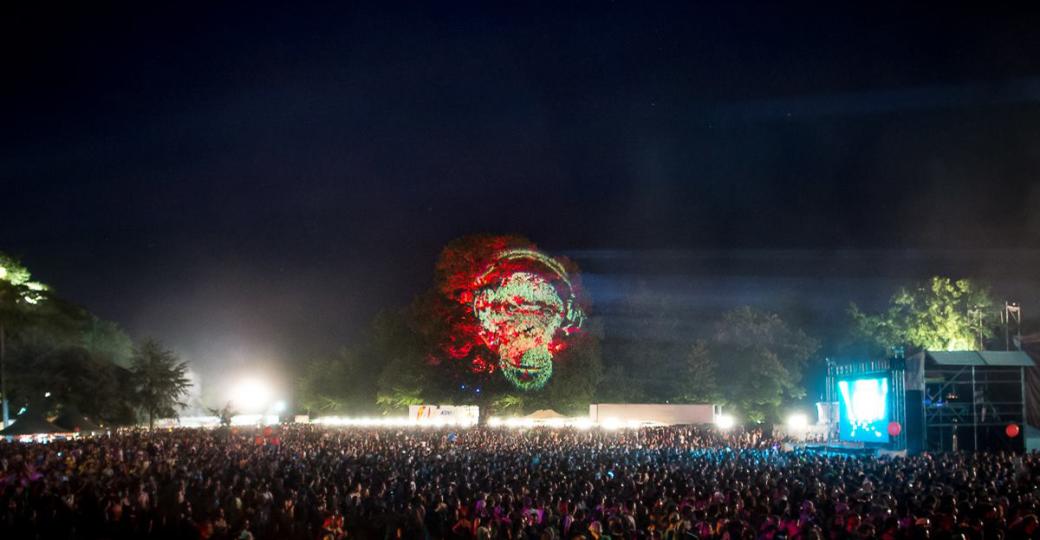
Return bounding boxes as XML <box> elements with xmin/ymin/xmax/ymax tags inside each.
<box><xmin>837</xmin><ymin>376</ymin><xmax>890</xmax><ymax>443</ymax></box>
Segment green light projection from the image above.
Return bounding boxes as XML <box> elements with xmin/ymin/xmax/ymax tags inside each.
<box><xmin>471</xmin><ymin>249</ymin><xmax>584</xmax><ymax>390</ymax></box>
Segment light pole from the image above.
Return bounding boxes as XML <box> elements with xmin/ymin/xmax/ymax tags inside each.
<box><xmin>1003</xmin><ymin>302</ymin><xmax>1022</xmax><ymax>351</ymax></box>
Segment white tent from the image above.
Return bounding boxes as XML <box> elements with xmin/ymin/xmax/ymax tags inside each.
<box><xmin>524</xmin><ymin>409</ymin><xmax>567</xmax><ymax>420</ymax></box>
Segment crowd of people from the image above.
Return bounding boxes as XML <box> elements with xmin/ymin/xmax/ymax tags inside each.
<box><xmin>1</xmin><ymin>424</ymin><xmax>1038</xmax><ymax>539</ymax></box>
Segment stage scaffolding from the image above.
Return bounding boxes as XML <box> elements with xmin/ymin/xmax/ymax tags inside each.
<box><xmin>827</xmin><ymin>351</ymin><xmax>1032</xmax><ymax>454</ymax></box>
<box><xmin>914</xmin><ymin>351</ymin><xmax>1031</xmax><ymax>452</ymax></box>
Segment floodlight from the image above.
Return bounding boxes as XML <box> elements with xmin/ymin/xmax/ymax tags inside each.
<box><xmin>715</xmin><ymin>414</ymin><xmax>736</xmax><ymax>430</ymax></box>
<box><xmin>229</xmin><ymin>378</ymin><xmax>272</xmax><ymax>413</ymax></box>
<box><xmin>786</xmin><ymin>413</ymin><xmax>809</xmax><ymax>431</ymax></box>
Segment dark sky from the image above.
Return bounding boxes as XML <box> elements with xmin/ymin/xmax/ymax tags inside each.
<box><xmin>3</xmin><ymin>3</ymin><xmax>1040</xmax><ymax>386</ymax></box>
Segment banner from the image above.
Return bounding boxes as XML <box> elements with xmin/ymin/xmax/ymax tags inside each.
<box><xmin>408</xmin><ymin>405</ymin><xmax>480</xmax><ymax>424</ymax></box>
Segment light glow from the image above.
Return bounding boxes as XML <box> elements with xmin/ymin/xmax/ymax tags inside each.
<box><xmin>313</xmin><ymin>416</ymin><xmax>477</xmax><ymax>428</ymax></box>
<box><xmin>485</xmin><ymin>416</ymin><xmax>636</xmax><ymax>430</ymax></box>
<box><xmin>229</xmin><ymin>378</ymin><xmax>273</xmax><ymax>413</ymax></box>
<box><xmin>715</xmin><ymin>414</ymin><xmax>736</xmax><ymax>430</ymax></box>
<box><xmin>786</xmin><ymin>413</ymin><xmax>809</xmax><ymax>431</ymax></box>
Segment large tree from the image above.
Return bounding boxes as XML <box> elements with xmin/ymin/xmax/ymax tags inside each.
<box><xmin>1</xmin><ymin>252</ymin><xmax>138</xmax><ymax>424</ymax></box>
<box><xmin>81</xmin><ymin>316</ymin><xmax>134</xmax><ymax>368</ymax></box>
<box><xmin>523</xmin><ymin>330</ymin><xmax>604</xmax><ymax>416</ymax></box>
<box><xmin>297</xmin><ymin>345</ymin><xmax>380</xmax><ymax>415</ymax></box>
<box><xmin>371</xmin><ymin>307</ymin><xmax>440</xmax><ymax>413</ymax></box>
<box><xmin>0</xmin><ymin>253</ymin><xmax>49</xmax><ymax>425</ymax></box>
<box><xmin>130</xmin><ymin>338</ymin><xmax>192</xmax><ymax>429</ymax></box>
<box><xmin>296</xmin><ymin>354</ymin><xmax>353</xmax><ymax>415</ymax></box>
<box><xmin>850</xmin><ymin>276</ymin><xmax>995</xmax><ymax>354</ymax></box>
<box><xmin>671</xmin><ymin>340</ymin><xmax>720</xmax><ymax>404</ymax></box>
<box><xmin>713</xmin><ymin>306</ymin><xmax>819</xmax><ymax>423</ymax></box>
<box><xmin>404</xmin><ymin>234</ymin><xmax>595</xmax><ymax>410</ymax></box>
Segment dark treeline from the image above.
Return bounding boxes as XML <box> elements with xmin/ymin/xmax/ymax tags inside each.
<box><xmin>0</xmin><ymin>252</ymin><xmax>189</xmax><ymax>427</ymax></box>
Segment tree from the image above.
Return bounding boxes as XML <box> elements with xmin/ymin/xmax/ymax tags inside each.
<box><xmin>376</xmin><ymin>353</ymin><xmax>429</xmax><ymax>412</ymax></box>
<box><xmin>296</xmin><ymin>346</ymin><xmax>378</xmax><ymax>415</ymax></box>
<box><xmin>671</xmin><ymin>340</ymin><xmax>720</xmax><ymax>404</ymax></box>
<box><xmin>850</xmin><ymin>276</ymin><xmax>995</xmax><ymax>354</ymax></box>
<box><xmin>130</xmin><ymin>339</ymin><xmax>191</xmax><ymax>429</ymax></box>
<box><xmin>0</xmin><ymin>253</ymin><xmax>49</xmax><ymax>426</ymax></box>
<box><xmin>82</xmin><ymin>317</ymin><xmax>134</xmax><ymax>368</ymax></box>
<box><xmin>296</xmin><ymin>355</ymin><xmax>352</xmax><ymax>415</ymax></box>
<box><xmin>595</xmin><ymin>364</ymin><xmax>646</xmax><ymax>403</ymax></box>
<box><xmin>47</xmin><ymin>346</ymin><xmax>133</xmax><ymax>423</ymax></box>
<box><xmin>525</xmin><ymin>331</ymin><xmax>604</xmax><ymax>415</ymax></box>
<box><xmin>713</xmin><ymin>306</ymin><xmax>819</xmax><ymax>423</ymax></box>
<box><xmin>371</xmin><ymin>307</ymin><xmax>440</xmax><ymax>413</ymax></box>
<box><xmin>0</xmin><ymin>252</ymin><xmax>139</xmax><ymax>426</ymax></box>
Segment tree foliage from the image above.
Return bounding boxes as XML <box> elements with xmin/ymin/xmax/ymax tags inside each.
<box><xmin>522</xmin><ymin>331</ymin><xmax>604</xmax><ymax>416</ymax></box>
<box><xmin>296</xmin><ymin>236</ymin><xmax>603</xmax><ymax>417</ymax></box>
<box><xmin>672</xmin><ymin>340</ymin><xmax>720</xmax><ymax>404</ymax></box>
<box><xmin>1</xmin><ymin>251</ymin><xmax>137</xmax><ymax>423</ymax></box>
<box><xmin>296</xmin><ymin>345</ymin><xmax>381</xmax><ymax>415</ymax></box>
<box><xmin>5</xmin><ymin>346</ymin><xmax>135</xmax><ymax>424</ymax></box>
<box><xmin>295</xmin><ymin>354</ymin><xmax>353</xmax><ymax>415</ymax></box>
<box><xmin>81</xmin><ymin>317</ymin><xmax>134</xmax><ymax>368</ymax></box>
<box><xmin>0</xmin><ymin>254</ymin><xmax>51</xmax><ymax>334</ymax></box>
<box><xmin>130</xmin><ymin>338</ymin><xmax>192</xmax><ymax>429</ymax></box>
<box><xmin>850</xmin><ymin>276</ymin><xmax>995</xmax><ymax>354</ymax></box>
<box><xmin>713</xmin><ymin>306</ymin><xmax>819</xmax><ymax>423</ymax></box>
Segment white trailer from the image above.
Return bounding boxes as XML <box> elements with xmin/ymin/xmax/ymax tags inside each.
<box><xmin>588</xmin><ymin>403</ymin><xmax>721</xmax><ymax>426</ymax></box>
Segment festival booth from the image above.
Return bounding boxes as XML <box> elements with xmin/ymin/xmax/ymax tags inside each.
<box><xmin>52</xmin><ymin>409</ymin><xmax>103</xmax><ymax>434</ymax></box>
<box><xmin>0</xmin><ymin>409</ymin><xmax>66</xmax><ymax>442</ymax></box>
<box><xmin>408</xmin><ymin>405</ymin><xmax>479</xmax><ymax>426</ymax></box>
<box><xmin>524</xmin><ymin>409</ymin><xmax>567</xmax><ymax>423</ymax></box>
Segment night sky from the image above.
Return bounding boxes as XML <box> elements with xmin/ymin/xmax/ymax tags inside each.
<box><xmin>3</xmin><ymin>4</ymin><xmax>1040</xmax><ymax>389</ymax></box>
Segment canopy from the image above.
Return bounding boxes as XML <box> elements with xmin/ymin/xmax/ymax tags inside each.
<box><xmin>52</xmin><ymin>410</ymin><xmax>102</xmax><ymax>433</ymax></box>
<box><xmin>524</xmin><ymin>409</ymin><xmax>567</xmax><ymax>420</ymax></box>
<box><xmin>927</xmin><ymin>350</ymin><xmax>1034</xmax><ymax>367</ymax></box>
<box><xmin>0</xmin><ymin>410</ymin><xmax>64</xmax><ymax>435</ymax></box>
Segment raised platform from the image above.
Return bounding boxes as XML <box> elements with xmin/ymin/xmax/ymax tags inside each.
<box><xmin>800</xmin><ymin>442</ymin><xmax>880</xmax><ymax>458</ymax></box>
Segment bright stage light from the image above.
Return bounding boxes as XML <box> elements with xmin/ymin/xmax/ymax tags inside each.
<box><xmin>786</xmin><ymin>413</ymin><xmax>809</xmax><ymax>431</ymax></box>
<box><xmin>574</xmin><ymin>418</ymin><xmax>595</xmax><ymax>430</ymax></box>
<box><xmin>715</xmin><ymin>414</ymin><xmax>736</xmax><ymax>430</ymax></box>
<box><xmin>230</xmin><ymin>378</ymin><xmax>272</xmax><ymax>413</ymax></box>
<box><xmin>272</xmin><ymin>400</ymin><xmax>287</xmax><ymax>413</ymax></box>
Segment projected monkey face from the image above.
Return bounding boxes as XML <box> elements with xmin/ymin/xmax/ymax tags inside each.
<box><xmin>473</xmin><ymin>271</ymin><xmax>564</xmax><ymax>389</ymax></box>
<box><xmin>470</xmin><ymin>249</ymin><xmax>582</xmax><ymax>390</ymax></box>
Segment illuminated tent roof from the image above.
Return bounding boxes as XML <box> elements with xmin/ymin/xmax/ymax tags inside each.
<box><xmin>52</xmin><ymin>410</ymin><xmax>102</xmax><ymax>433</ymax></box>
<box><xmin>524</xmin><ymin>409</ymin><xmax>567</xmax><ymax>420</ymax></box>
<box><xmin>926</xmin><ymin>350</ymin><xmax>1034</xmax><ymax>367</ymax></box>
<box><xmin>0</xmin><ymin>410</ymin><xmax>63</xmax><ymax>435</ymax></box>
